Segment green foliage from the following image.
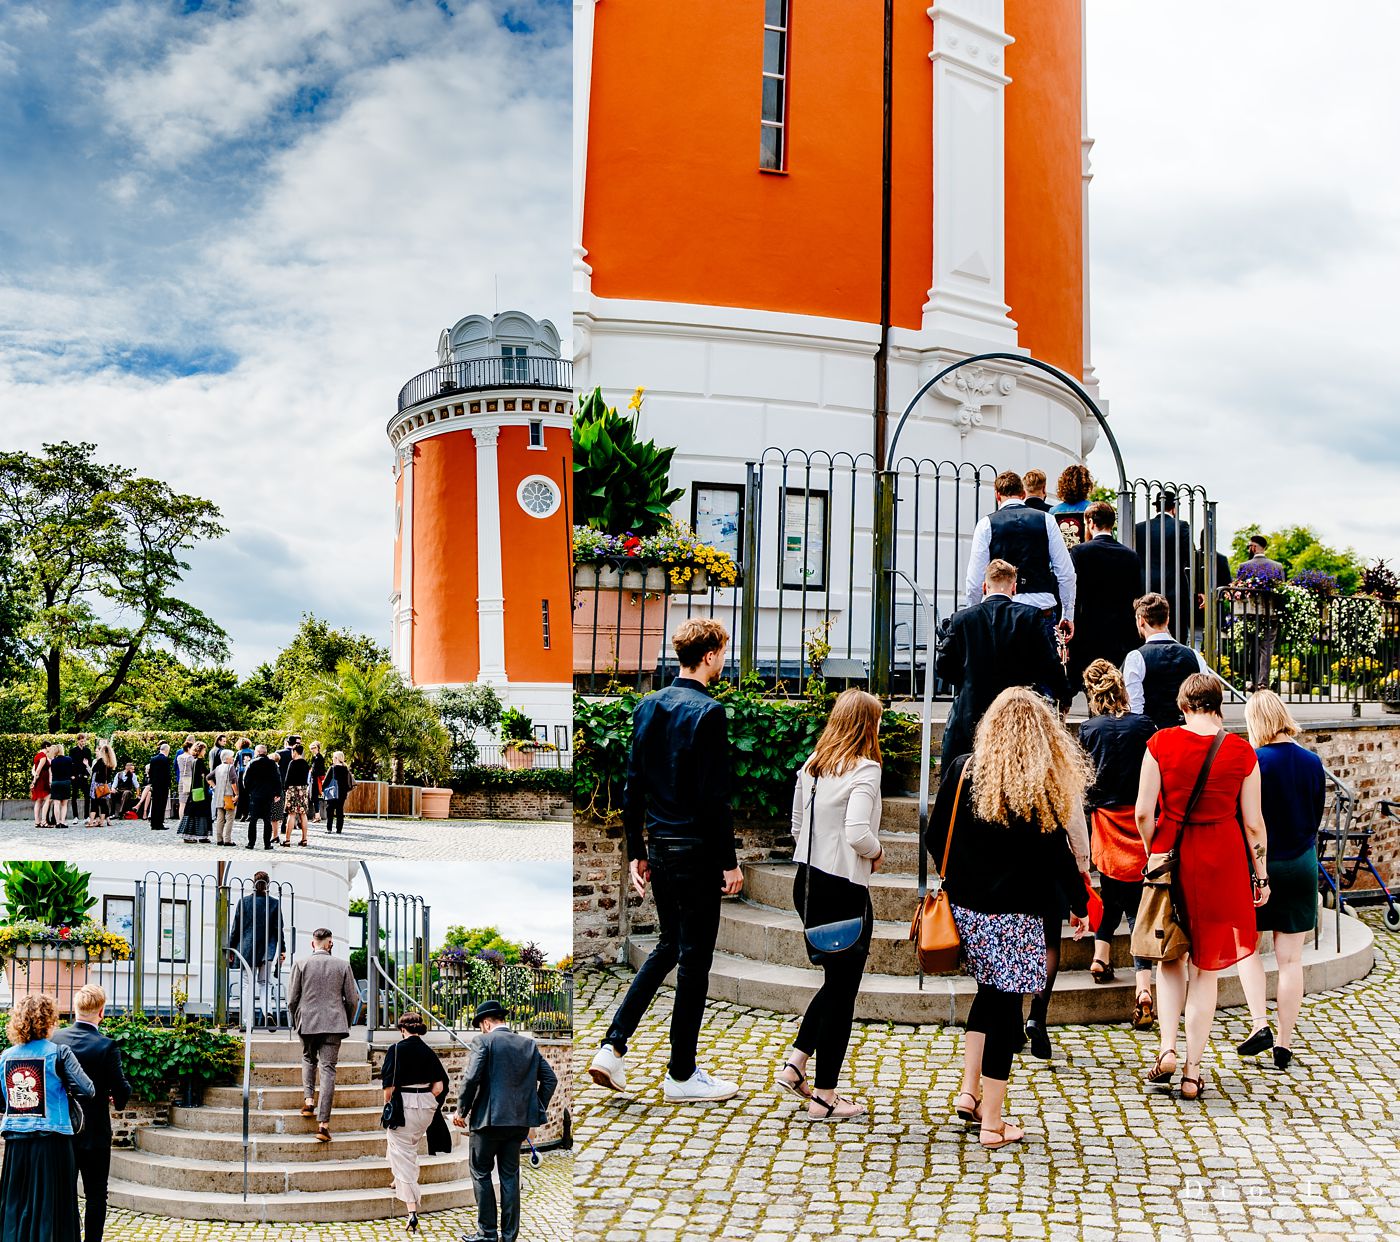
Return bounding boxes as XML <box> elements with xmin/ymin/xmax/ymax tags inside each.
<box><xmin>256</xmin><ymin>615</ymin><xmax>390</xmax><ymax>712</ymax></box>
<box><xmin>572</xmin><ymin>387</ymin><xmax>684</xmax><ymax>536</ymax></box>
<box><xmin>98</xmin><ymin>1014</ymin><xmax>243</xmax><ymax>1104</ymax></box>
<box><xmin>0</xmin><ymin>861</ymin><xmax>96</xmax><ymax>927</ymax></box>
<box><xmin>437</xmin><ymin>684</ymin><xmax>502</xmax><ymax>772</ymax></box>
<box><xmin>441</xmin><ymin>925</ymin><xmax>524</xmax><ymax>964</ymax></box>
<box><xmin>0</xmin><ymin>440</ymin><xmax>227</xmax><ymax>731</ymax></box>
<box><xmin>449</xmin><ymin>765</ymin><xmax>572</xmax><ymax>794</ymax></box>
<box><xmin>499</xmin><ymin>707</ymin><xmax>534</xmax><ymax>744</ymax></box>
<box><xmin>1228</xmin><ymin>524</ymin><xmax>1365</xmax><ymax>592</ymax></box>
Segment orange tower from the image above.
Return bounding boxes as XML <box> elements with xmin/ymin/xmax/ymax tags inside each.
<box><xmin>388</xmin><ymin>311</ymin><xmax>573</xmax><ymax>738</ymax></box>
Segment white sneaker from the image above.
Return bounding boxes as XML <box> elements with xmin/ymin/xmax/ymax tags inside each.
<box><xmin>662</xmin><ymin>1067</ymin><xmax>740</xmax><ymax>1103</ymax></box>
<box><xmin>588</xmin><ymin>1043</ymin><xmax>627</xmax><ymax>1093</ymax></box>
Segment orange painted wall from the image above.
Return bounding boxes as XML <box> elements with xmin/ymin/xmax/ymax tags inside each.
<box><xmin>1004</xmin><ymin>0</ymin><xmax>1084</xmax><ymax>374</ymax></box>
<box><xmin>410</xmin><ymin>435</ymin><xmax>479</xmax><ymax>685</ymax></box>
<box><xmin>497</xmin><ymin>425</ymin><xmax>573</xmax><ymax>685</ymax></box>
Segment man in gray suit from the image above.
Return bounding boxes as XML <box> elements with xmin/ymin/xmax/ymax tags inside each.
<box><xmin>452</xmin><ymin>1000</ymin><xmax>559</xmax><ymax>1242</ymax></box>
<box><xmin>288</xmin><ymin>927</ymin><xmax>360</xmax><ymax>1141</ymax></box>
<box><xmin>1242</xmin><ymin>532</ymin><xmax>1286</xmax><ymax>689</ymax></box>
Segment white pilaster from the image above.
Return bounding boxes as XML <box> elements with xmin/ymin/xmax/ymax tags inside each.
<box><xmin>473</xmin><ymin>425</ymin><xmax>509</xmax><ymax>685</ymax></box>
<box><xmin>923</xmin><ymin>0</ymin><xmax>1018</xmax><ymax>347</ymax></box>
<box><xmin>396</xmin><ymin>448</ymin><xmax>414</xmax><ymax>679</ymax></box>
<box><xmin>573</xmin><ymin>0</ymin><xmax>599</xmax><ymax>299</ymax></box>
<box><xmin>1079</xmin><ymin>1</ymin><xmax>1099</xmax><ymax>401</ymax></box>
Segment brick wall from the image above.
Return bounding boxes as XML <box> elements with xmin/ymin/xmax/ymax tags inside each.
<box><xmin>111</xmin><ymin>1094</ymin><xmax>176</xmax><ymax>1147</ymax></box>
<box><xmin>1298</xmin><ymin>720</ymin><xmax>1400</xmax><ymax>892</ymax></box>
<box><xmin>368</xmin><ymin>1034</ymin><xmax>572</xmax><ymax>1145</ymax></box>
<box><xmin>450</xmin><ymin>789</ymin><xmax>571</xmax><ymax>821</ymax></box>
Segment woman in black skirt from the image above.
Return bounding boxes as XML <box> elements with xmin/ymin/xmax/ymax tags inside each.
<box><xmin>179</xmin><ymin>742</ymin><xmax>213</xmax><ymax>843</ymax></box>
<box><xmin>775</xmin><ymin>689</ymin><xmax>885</xmax><ymax>1122</ymax></box>
<box><xmin>0</xmin><ymin>994</ymin><xmax>94</xmax><ymax>1242</ymax></box>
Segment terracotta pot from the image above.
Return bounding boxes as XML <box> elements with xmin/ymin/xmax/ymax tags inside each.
<box><xmin>6</xmin><ymin>944</ymin><xmax>90</xmax><ymax>1014</ymax></box>
<box><xmin>503</xmin><ymin>747</ymin><xmax>534</xmax><ymax>770</ymax></box>
<box><xmin>573</xmin><ymin>588</ymin><xmax>667</xmax><ymax>675</ymax></box>
<box><xmin>419</xmin><ymin>787</ymin><xmax>454</xmax><ymax>819</ymax></box>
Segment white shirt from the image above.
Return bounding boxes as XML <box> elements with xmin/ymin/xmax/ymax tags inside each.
<box><xmin>1123</xmin><ymin>631</ymin><xmax>1213</xmax><ymax>714</ymax></box>
<box><xmin>964</xmin><ymin>499</ymin><xmax>1077</xmax><ymax>616</ymax></box>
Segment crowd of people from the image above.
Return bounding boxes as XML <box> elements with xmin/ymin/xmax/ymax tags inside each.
<box><xmin>588</xmin><ymin>469</ymin><xmax>1330</xmax><ymax>1149</ymax></box>
<box><xmin>28</xmin><ymin>734</ymin><xmax>355</xmax><ymax>850</ymax></box>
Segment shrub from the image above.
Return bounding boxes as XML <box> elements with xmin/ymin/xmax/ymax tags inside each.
<box><xmin>449</xmin><ymin>767</ymin><xmax>572</xmax><ymax>795</ymax></box>
<box><xmin>100</xmin><ymin>1014</ymin><xmax>243</xmax><ymax>1103</ymax></box>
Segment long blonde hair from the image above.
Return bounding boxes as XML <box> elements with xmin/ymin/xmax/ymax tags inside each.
<box><xmin>1245</xmin><ymin>689</ymin><xmax>1300</xmax><ymax>748</ymax></box>
<box><xmin>806</xmin><ymin>689</ymin><xmax>882</xmax><ymax>778</ymax></box>
<box><xmin>971</xmin><ymin>687</ymin><xmax>1092</xmax><ymax>830</ymax></box>
<box><xmin>1082</xmin><ymin>659</ymin><xmax>1129</xmax><ymax>717</ymax></box>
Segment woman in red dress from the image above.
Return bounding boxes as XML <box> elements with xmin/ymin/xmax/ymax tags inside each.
<box><xmin>28</xmin><ymin>747</ymin><xmax>51</xmax><ymax>827</ymax></box>
<box><xmin>1134</xmin><ymin>673</ymin><xmax>1269</xmax><ymax>1099</ymax></box>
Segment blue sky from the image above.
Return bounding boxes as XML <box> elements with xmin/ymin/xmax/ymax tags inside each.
<box><xmin>0</xmin><ymin>0</ymin><xmax>569</xmax><ymax>672</ymax></box>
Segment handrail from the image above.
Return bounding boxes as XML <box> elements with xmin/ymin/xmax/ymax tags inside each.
<box><xmin>1322</xmin><ymin>769</ymin><xmax>1356</xmax><ymax>954</ymax></box>
<box><xmin>226</xmin><ymin>946</ymin><xmax>257</xmax><ymax>1202</ymax></box>
<box><xmin>369</xmin><ymin>959</ymin><xmax>473</xmax><ymax>1053</ymax></box>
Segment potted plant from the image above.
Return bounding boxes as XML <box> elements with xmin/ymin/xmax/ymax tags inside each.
<box><xmin>1229</xmin><ymin>560</ymin><xmax>1283</xmax><ymax>616</ymax></box>
<box><xmin>500</xmin><ymin>708</ymin><xmax>541</xmax><ymax>770</ymax></box>
<box><xmin>641</xmin><ymin>521</ymin><xmax>739</xmax><ymax>595</ymax></box>
<box><xmin>0</xmin><ymin>862</ymin><xmax>133</xmax><ymax>1012</ymax></box>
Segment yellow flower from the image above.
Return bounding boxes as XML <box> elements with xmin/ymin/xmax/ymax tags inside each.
<box><xmin>627</xmin><ymin>386</ymin><xmax>646</xmax><ymax>412</ymax></box>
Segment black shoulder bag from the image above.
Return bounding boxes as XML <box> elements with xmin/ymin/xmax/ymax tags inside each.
<box><xmin>799</xmin><ymin>773</ymin><xmax>868</xmax><ymax>964</ymax></box>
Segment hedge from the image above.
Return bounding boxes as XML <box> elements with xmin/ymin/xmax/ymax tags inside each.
<box><xmin>448</xmin><ymin>767</ymin><xmax>573</xmax><ymax>795</ymax></box>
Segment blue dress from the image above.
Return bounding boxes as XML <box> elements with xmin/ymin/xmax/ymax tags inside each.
<box><xmin>1255</xmin><ymin>741</ymin><xmax>1325</xmax><ymax>933</ymax></box>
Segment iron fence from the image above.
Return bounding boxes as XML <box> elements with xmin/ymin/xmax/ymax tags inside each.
<box><xmin>395</xmin><ymin>356</ymin><xmax>573</xmax><ymax>413</ymax></box>
<box><xmin>470</xmin><ymin>743</ymin><xmax>571</xmax><ymax>770</ymax></box>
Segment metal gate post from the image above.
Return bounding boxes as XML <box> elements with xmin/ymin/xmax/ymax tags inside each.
<box><xmin>367</xmin><ymin>898</ymin><xmax>380</xmax><ymax>1042</ymax></box>
<box><xmin>1204</xmin><ymin>500</ymin><xmax>1220</xmax><ymax>671</ymax></box>
<box><xmin>870</xmin><ymin>470</ymin><xmax>897</xmax><ymax>698</ymax></box>
<box><xmin>131</xmin><ymin>880</ymin><xmax>145</xmax><ymax>1018</ymax></box>
<box><xmin>213</xmin><ymin>877</ymin><xmax>230</xmax><ymax>1027</ymax></box>
<box><xmin>1118</xmin><ymin>487</ymin><xmax>1136</xmax><ymax>553</ymax></box>
<box><xmin>739</xmin><ymin>461</ymin><xmax>761</xmax><ymax>683</ymax></box>
<box><xmin>420</xmin><ymin>905</ymin><xmax>432</xmax><ymax>1015</ymax></box>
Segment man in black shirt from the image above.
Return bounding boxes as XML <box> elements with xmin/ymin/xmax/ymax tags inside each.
<box><xmin>589</xmin><ymin>618</ymin><xmax>741</xmax><ymax>1103</ymax></box>
<box><xmin>1021</xmin><ymin>468</ymin><xmax>1052</xmax><ymax>513</ymax></box>
<box><xmin>147</xmin><ymin>743</ymin><xmax>172</xmax><ymax>831</ymax></box>
<box><xmin>1067</xmin><ymin>500</ymin><xmax>1143</xmax><ymax>691</ymax></box>
<box><xmin>71</xmin><ymin>732</ymin><xmax>93</xmax><ymax>825</ymax></box>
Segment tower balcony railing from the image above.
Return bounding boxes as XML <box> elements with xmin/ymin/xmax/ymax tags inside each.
<box><xmin>396</xmin><ymin>356</ymin><xmax>573</xmax><ymax>413</ymax></box>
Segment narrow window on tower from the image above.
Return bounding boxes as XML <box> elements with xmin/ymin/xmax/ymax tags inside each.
<box><xmin>540</xmin><ymin>598</ymin><xmax>551</xmax><ymax>649</ymax></box>
<box><xmin>528</xmin><ymin>419</ymin><xmax>544</xmax><ymax>448</ymax></box>
<box><xmin>760</xmin><ymin>0</ymin><xmax>788</xmax><ymax>171</ymax></box>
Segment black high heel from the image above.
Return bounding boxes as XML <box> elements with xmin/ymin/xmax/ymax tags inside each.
<box><xmin>406</xmin><ymin>1210</ymin><xmax>418</xmax><ymax>1232</ymax></box>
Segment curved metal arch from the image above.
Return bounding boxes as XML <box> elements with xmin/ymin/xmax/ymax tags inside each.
<box><xmin>884</xmin><ymin>351</ymin><xmax>1127</xmax><ymax>493</ymax></box>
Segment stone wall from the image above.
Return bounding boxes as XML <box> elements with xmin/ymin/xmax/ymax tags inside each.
<box><xmin>451</xmin><ymin>789</ymin><xmax>571</xmax><ymax>821</ymax></box>
<box><xmin>368</xmin><ymin>1034</ymin><xmax>572</xmax><ymax>1146</ymax></box>
<box><xmin>1300</xmin><ymin>720</ymin><xmax>1400</xmax><ymax>893</ymax></box>
<box><xmin>111</xmin><ymin>1094</ymin><xmax>177</xmax><ymax>1147</ymax></box>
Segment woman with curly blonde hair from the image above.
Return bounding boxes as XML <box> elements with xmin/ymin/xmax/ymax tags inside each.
<box><xmin>0</xmin><ymin>994</ymin><xmax>93</xmax><ymax>1240</ymax></box>
<box><xmin>926</xmin><ymin>688</ymin><xmax>1091</xmax><ymax>1148</ymax></box>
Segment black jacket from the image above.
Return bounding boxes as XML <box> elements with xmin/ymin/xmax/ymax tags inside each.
<box><xmin>147</xmin><ymin>752</ymin><xmax>171</xmax><ymax>790</ymax></box>
<box><xmin>229</xmin><ymin>892</ymin><xmax>284</xmax><ymax>966</ymax></box>
<box><xmin>622</xmin><ymin>677</ymin><xmax>735</xmax><ymax>869</ymax></box>
<box><xmin>456</xmin><ymin>1026</ymin><xmax>557</xmax><ymax>1133</ymax></box>
<box><xmin>381</xmin><ymin>1035</ymin><xmax>453</xmax><ymax>1152</ymax></box>
<box><xmin>50</xmin><ymin>1021</ymin><xmax>130</xmax><ymax>1150</ymax></box>
<box><xmin>935</xmin><ymin>594</ymin><xmax>1067</xmax><ymax>768</ymax></box>
<box><xmin>1079</xmin><ymin>711</ymin><xmax>1156</xmax><ymax>808</ymax></box>
<box><xmin>1068</xmin><ymin>534</ymin><xmax>1144</xmax><ymax>682</ymax></box>
<box><xmin>242</xmin><ymin>754</ymin><xmax>283</xmax><ymax>805</ymax></box>
<box><xmin>1133</xmin><ymin>513</ymin><xmax>1194</xmax><ymax>639</ymax></box>
<box><xmin>1022</xmin><ymin>496</ymin><xmax>1052</xmax><ymax>513</ymax></box>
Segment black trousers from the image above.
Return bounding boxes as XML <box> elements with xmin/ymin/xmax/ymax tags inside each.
<box><xmin>75</xmin><ymin>1141</ymin><xmax>111</xmax><ymax>1242</ymax></box>
<box><xmin>967</xmin><ymin>983</ymin><xmax>1024</xmax><ymax>1081</ymax></box>
<box><xmin>1097</xmin><ymin>874</ymin><xmax>1152</xmax><ymax>972</ymax></box>
<box><xmin>469</xmin><ymin>1127</ymin><xmax>528</xmax><ymax>1242</ymax></box>
<box><xmin>324</xmin><ymin>798</ymin><xmax>345</xmax><ymax>833</ymax></box>
<box><xmin>247</xmin><ymin>802</ymin><xmax>275</xmax><ymax>849</ymax></box>
<box><xmin>605</xmin><ymin>843</ymin><xmax>722</xmax><ymax>1081</ymax></box>
<box><xmin>149</xmin><ymin>784</ymin><xmax>169</xmax><ymax>832</ymax></box>
<box><xmin>792</xmin><ymin>866</ymin><xmax>872</xmax><ymax>1090</ymax></box>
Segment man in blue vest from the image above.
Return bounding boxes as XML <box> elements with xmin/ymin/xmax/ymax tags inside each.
<box><xmin>1123</xmin><ymin>593</ymin><xmax>1214</xmax><ymax>729</ymax></box>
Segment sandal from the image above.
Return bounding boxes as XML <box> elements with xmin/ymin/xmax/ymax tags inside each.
<box><xmin>775</xmin><ymin>1061</ymin><xmax>813</xmax><ymax>1100</ymax></box>
<box><xmin>1179</xmin><ymin>1067</ymin><xmax>1205</xmax><ymax>1101</ymax></box>
<box><xmin>1132</xmin><ymin>992</ymin><xmax>1155</xmax><ymax>1030</ymax></box>
<box><xmin>979</xmin><ymin>1122</ymin><xmax>1025</xmax><ymax>1149</ymax></box>
<box><xmin>954</xmin><ymin>1091</ymin><xmax>982</xmax><ymax>1126</ymax></box>
<box><xmin>806</xmin><ymin>1094</ymin><xmax>867</xmax><ymax>1123</ymax></box>
<box><xmin>1145</xmin><ymin>1048</ymin><xmax>1178</xmax><ymax>1088</ymax></box>
<box><xmin>1089</xmin><ymin>958</ymin><xmax>1114</xmax><ymax>984</ymax></box>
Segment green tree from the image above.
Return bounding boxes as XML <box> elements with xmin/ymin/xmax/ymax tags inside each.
<box><xmin>437</xmin><ymin>684</ymin><xmax>503</xmax><ymax>772</ymax></box>
<box><xmin>1229</xmin><ymin>524</ymin><xmax>1365</xmax><ymax>592</ymax></box>
<box><xmin>259</xmin><ymin>614</ymin><xmax>390</xmax><ymax>709</ymax></box>
<box><xmin>287</xmin><ymin>659</ymin><xmax>448</xmax><ymax>780</ymax></box>
<box><xmin>0</xmin><ymin>441</ymin><xmax>226</xmax><ymax>730</ymax></box>
<box><xmin>441</xmin><ymin>925</ymin><xmax>524</xmax><ymax>964</ymax></box>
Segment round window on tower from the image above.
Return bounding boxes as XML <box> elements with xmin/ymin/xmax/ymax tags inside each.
<box><xmin>516</xmin><ymin>475</ymin><xmax>561</xmax><ymax>519</ymax></box>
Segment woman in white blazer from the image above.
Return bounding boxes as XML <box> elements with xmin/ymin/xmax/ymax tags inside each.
<box><xmin>775</xmin><ymin>689</ymin><xmax>885</xmax><ymax>1121</ymax></box>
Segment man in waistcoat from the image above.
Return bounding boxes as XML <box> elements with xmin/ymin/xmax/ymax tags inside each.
<box><xmin>1123</xmin><ymin>593</ymin><xmax>1214</xmax><ymax>729</ymax></box>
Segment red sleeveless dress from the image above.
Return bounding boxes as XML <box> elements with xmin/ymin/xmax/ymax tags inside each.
<box><xmin>1148</xmin><ymin>728</ymin><xmax>1258</xmax><ymax>971</ymax></box>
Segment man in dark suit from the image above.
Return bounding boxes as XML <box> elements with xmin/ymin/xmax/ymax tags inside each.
<box><xmin>1067</xmin><ymin>500</ymin><xmax>1143</xmax><ymax>693</ymax></box>
<box><xmin>52</xmin><ymin>985</ymin><xmax>131</xmax><ymax>1242</ymax></box>
<box><xmin>241</xmin><ymin>744</ymin><xmax>284</xmax><ymax>850</ymax></box>
<box><xmin>1133</xmin><ymin>490</ymin><xmax>1195</xmax><ymax>643</ymax></box>
<box><xmin>453</xmin><ymin>1000</ymin><xmax>559</xmax><ymax>1242</ymax></box>
<box><xmin>147</xmin><ymin>742</ymin><xmax>172</xmax><ymax>832</ymax></box>
<box><xmin>1022</xmin><ymin>468</ymin><xmax>1052</xmax><ymax>512</ymax></box>
<box><xmin>935</xmin><ymin>558</ymin><xmax>1068</xmax><ymax>769</ymax></box>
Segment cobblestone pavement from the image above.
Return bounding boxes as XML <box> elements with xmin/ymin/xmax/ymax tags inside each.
<box><xmin>575</xmin><ymin>909</ymin><xmax>1400</xmax><ymax>1241</ymax></box>
<box><xmin>0</xmin><ymin>815</ymin><xmax>569</xmax><ymax>861</ymax></box>
<box><xmin>94</xmin><ymin>1149</ymin><xmax>573</xmax><ymax>1240</ymax></box>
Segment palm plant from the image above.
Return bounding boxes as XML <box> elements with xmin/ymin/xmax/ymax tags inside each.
<box><xmin>572</xmin><ymin>387</ymin><xmax>683</xmax><ymax>536</ymax></box>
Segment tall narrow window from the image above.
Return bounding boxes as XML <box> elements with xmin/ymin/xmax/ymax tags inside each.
<box><xmin>528</xmin><ymin>418</ymin><xmax>544</xmax><ymax>447</ymax></box>
<box><xmin>501</xmin><ymin>344</ymin><xmax>527</xmax><ymax>383</ymax></box>
<box><xmin>760</xmin><ymin>0</ymin><xmax>788</xmax><ymax>170</ymax></box>
<box><xmin>540</xmin><ymin>598</ymin><xmax>551</xmax><ymax>649</ymax></box>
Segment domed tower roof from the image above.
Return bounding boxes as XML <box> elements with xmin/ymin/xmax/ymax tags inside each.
<box><xmin>438</xmin><ymin>311</ymin><xmax>562</xmax><ymax>365</ymax></box>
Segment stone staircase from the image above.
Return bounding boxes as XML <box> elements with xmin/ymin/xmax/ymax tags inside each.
<box><xmin>628</xmin><ymin>794</ymin><xmax>1377</xmax><ymax>1025</ymax></box>
<box><xmin>108</xmin><ymin>1033</ymin><xmax>475</xmax><ymax>1223</ymax></box>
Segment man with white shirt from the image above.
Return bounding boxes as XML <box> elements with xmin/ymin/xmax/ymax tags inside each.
<box><xmin>1123</xmin><ymin>593</ymin><xmax>1214</xmax><ymax>729</ymax></box>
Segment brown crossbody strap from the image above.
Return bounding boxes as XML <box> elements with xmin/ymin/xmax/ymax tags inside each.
<box><xmin>938</xmin><ymin>761</ymin><xmax>970</xmax><ymax>882</ymax></box>
<box><xmin>1173</xmin><ymin>728</ymin><xmax>1227</xmax><ymax>849</ymax></box>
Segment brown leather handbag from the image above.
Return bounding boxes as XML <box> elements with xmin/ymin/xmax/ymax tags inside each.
<box><xmin>909</xmin><ymin>763</ymin><xmax>968</xmax><ymax>975</ymax></box>
<box><xmin>1131</xmin><ymin>729</ymin><xmax>1226</xmax><ymax>963</ymax></box>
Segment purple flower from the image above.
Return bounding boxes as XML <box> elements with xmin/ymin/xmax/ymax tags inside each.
<box><xmin>1234</xmin><ymin>562</ymin><xmax>1283</xmax><ymax>593</ymax></box>
<box><xmin>1290</xmin><ymin>569</ymin><xmax>1337</xmax><ymax>596</ymax></box>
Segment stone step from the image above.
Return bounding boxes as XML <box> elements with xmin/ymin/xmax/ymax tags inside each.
<box><xmin>110</xmin><ymin>1148</ymin><xmax>470</xmax><ymax>1196</ymax></box>
<box><xmin>241</xmin><ymin>1061</ymin><xmax>374</xmax><ymax>1087</ymax></box>
<box><xmin>240</xmin><ymin>1037</ymin><xmax>369</xmax><ymax>1064</ymax></box>
<box><xmin>879</xmin><ymin>796</ymin><xmax>922</xmax><ymax>835</ymax></box>
<box><xmin>107</xmin><ymin>1176</ymin><xmax>474</xmax><ymax>1223</ymax></box>
<box><xmin>203</xmin><ymin>1082</ymin><xmax>384</xmax><ymax>1110</ymax></box>
<box><xmin>717</xmin><ymin>900</ymin><xmax>1140</xmax><ymax>977</ymax></box>
<box><xmin>875</xmin><ymin>831</ymin><xmax>922</xmax><ymax>875</ymax></box>
<box><xmin>628</xmin><ymin>911</ymin><xmax>1375</xmax><ymax>1027</ymax></box>
<box><xmin>168</xmin><ymin>1104</ymin><xmax>383</xmax><ymax>1134</ymax></box>
<box><xmin>744</xmin><ymin>862</ymin><xmax>920</xmax><ymax>923</ymax></box>
<box><xmin>138</xmin><ymin>1126</ymin><xmax>399</xmax><ymax>1162</ymax></box>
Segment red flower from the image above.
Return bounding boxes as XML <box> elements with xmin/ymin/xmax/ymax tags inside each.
<box><xmin>623</xmin><ymin>536</ymin><xmax>642</xmax><ymax>556</ymax></box>
<box><xmin>58</xmin><ymin>926</ymin><xmax>71</xmax><ymax>939</ymax></box>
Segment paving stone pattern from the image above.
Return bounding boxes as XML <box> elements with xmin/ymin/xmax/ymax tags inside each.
<box><xmin>0</xmin><ymin>815</ymin><xmax>569</xmax><ymax>861</ymax></box>
<box><xmin>94</xmin><ymin>1148</ymin><xmax>572</xmax><ymax>1240</ymax></box>
<box><xmin>575</xmin><ymin>909</ymin><xmax>1400</xmax><ymax>1241</ymax></box>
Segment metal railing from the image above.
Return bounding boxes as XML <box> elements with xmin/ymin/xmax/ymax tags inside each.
<box><xmin>226</xmin><ymin>947</ymin><xmax>257</xmax><ymax>1202</ymax></box>
<box><xmin>395</xmin><ymin>356</ymin><xmax>572</xmax><ymax>413</ymax></box>
<box><xmin>470</xmin><ymin>744</ymin><xmax>571</xmax><ymax>770</ymax></box>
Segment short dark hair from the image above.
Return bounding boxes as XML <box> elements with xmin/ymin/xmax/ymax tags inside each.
<box><xmin>1249</xmin><ymin>533</ymin><xmax>1268</xmax><ymax>550</ymax></box>
<box><xmin>292</xmin><ymin>743</ymin><xmax>304</xmax><ymax>756</ymax></box>
<box><xmin>1134</xmin><ymin>593</ymin><xmax>1171</xmax><ymax>628</ymax></box>
<box><xmin>1085</xmin><ymin>500</ymin><xmax>1116</xmax><ymax>531</ymax></box>
<box><xmin>672</xmin><ymin>618</ymin><xmax>728</xmax><ymax>669</ymax></box>
<box><xmin>311</xmin><ymin>927</ymin><xmax>333</xmax><ymax>944</ymax></box>
<box><xmin>993</xmin><ymin>470</ymin><xmax>1025</xmax><ymax>499</ymax></box>
<box><xmin>1177</xmin><ymin>672</ymin><xmax>1222</xmax><ymax>716</ymax></box>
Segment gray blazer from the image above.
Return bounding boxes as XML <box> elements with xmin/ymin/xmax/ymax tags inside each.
<box><xmin>455</xmin><ymin>1026</ymin><xmax>557</xmax><ymax>1132</ymax></box>
<box><xmin>288</xmin><ymin>951</ymin><xmax>359</xmax><ymax>1037</ymax></box>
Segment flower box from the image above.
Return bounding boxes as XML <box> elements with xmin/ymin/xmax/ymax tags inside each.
<box><xmin>503</xmin><ymin>747</ymin><xmax>535</xmax><ymax>771</ymax></box>
<box><xmin>6</xmin><ymin>944</ymin><xmax>90</xmax><ymax>1014</ymax></box>
<box><xmin>574</xmin><ymin>588</ymin><xmax>666</xmax><ymax>675</ymax></box>
<box><xmin>1232</xmin><ymin>594</ymin><xmax>1277</xmax><ymax>618</ymax></box>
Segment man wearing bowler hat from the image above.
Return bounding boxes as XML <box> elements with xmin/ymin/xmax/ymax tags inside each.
<box><xmin>452</xmin><ymin>999</ymin><xmax>558</xmax><ymax>1242</ymax></box>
